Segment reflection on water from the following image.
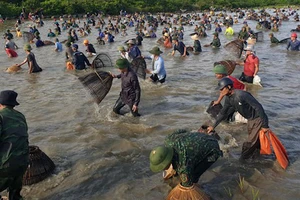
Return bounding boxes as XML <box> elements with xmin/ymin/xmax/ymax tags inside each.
<box><xmin>1</xmin><ymin>10</ymin><xmax>300</xmax><ymax>200</ymax></box>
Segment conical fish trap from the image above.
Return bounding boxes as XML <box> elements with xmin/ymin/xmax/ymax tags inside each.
<box><xmin>22</xmin><ymin>31</ymin><xmax>35</xmax><ymax>42</ymax></box>
<box><xmin>92</xmin><ymin>53</ymin><xmax>113</xmax><ymax>69</ymax></box>
<box><xmin>214</xmin><ymin>60</ymin><xmax>236</xmax><ymax>75</ymax></box>
<box><xmin>23</xmin><ymin>145</ymin><xmax>55</xmax><ymax>185</ymax></box>
<box><xmin>131</xmin><ymin>57</ymin><xmax>147</xmax><ymax>79</ymax></box>
<box><xmin>166</xmin><ymin>184</ymin><xmax>210</xmax><ymax>200</ymax></box>
<box><xmin>224</xmin><ymin>39</ymin><xmax>244</xmax><ymax>58</ymax></box>
<box><xmin>78</xmin><ymin>70</ymin><xmax>113</xmax><ymax>104</ymax></box>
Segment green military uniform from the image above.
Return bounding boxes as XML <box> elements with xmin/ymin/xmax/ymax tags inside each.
<box><xmin>238</xmin><ymin>30</ymin><xmax>249</xmax><ymax>41</ymax></box>
<box><xmin>270</xmin><ymin>36</ymin><xmax>280</xmax><ymax>44</ymax></box>
<box><xmin>0</xmin><ymin>107</ymin><xmax>29</xmax><ymax>200</ymax></box>
<box><xmin>164</xmin><ymin>129</ymin><xmax>222</xmax><ymax>187</ymax></box>
<box><xmin>211</xmin><ymin>37</ymin><xmax>221</xmax><ymax>48</ymax></box>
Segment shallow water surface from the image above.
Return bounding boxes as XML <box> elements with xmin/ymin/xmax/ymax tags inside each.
<box><xmin>0</xmin><ymin>10</ymin><xmax>300</xmax><ymax>200</ymax></box>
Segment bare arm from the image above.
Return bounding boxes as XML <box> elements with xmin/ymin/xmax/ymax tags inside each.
<box><xmin>18</xmin><ymin>57</ymin><xmax>28</xmax><ymax>67</ymax></box>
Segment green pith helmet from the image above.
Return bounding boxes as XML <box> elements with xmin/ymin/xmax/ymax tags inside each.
<box><xmin>213</xmin><ymin>64</ymin><xmax>227</xmax><ymax>75</ymax></box>
<box><xmin>23</xmin><ymin>44</ymin><xmax>32</xmax><ymax>51</ymax></box>
<box><xmin>115</xmin><ymin>58</ymin><xmax>130</xmax><ymax>69</ymax></box>
<box><xmin>149</xmin><ymin>46</ymin><xmax>163</xmax><ymax>55</ymax></box>
<box><xmin>149</xmin><ymin>146</ymin><xmax>173</xmax><ymax>173</ymax></box>
<box><xmin>118</xmin><ymin>46</ymin><xmax>126</xmax><ymax>51</ymax></box>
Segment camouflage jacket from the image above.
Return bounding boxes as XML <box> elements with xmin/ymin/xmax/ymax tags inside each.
<box><xmin>0</xmin><ymin>107</ymin><xmax>29</xmax><ymax>169</ymax></box>
<box><xmin>165</xmin><ymin>129</ymin><xmax>222</xmax><ymax>187</ymax></box>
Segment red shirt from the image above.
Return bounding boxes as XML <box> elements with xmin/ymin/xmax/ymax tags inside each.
<box><xmin>244</xmin><ymin>54</ymin><xmax>259</xmax><ymax>76</ymax></box>
<box><xmin>5</xmin><ymin>49</ymin><xmax>18</xmax><ymax>57</ymax></box>
<box><xmin>228</xmin><ymin>75</ymin><xmax>245</xmax><ymax>90</ymax></box>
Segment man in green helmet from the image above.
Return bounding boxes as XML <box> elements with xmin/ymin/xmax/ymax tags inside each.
<box><xmin>0</xmin><ymin>90</ymin><xmax>29</xmax><ymax>200</ymax></box>
<box><xmin>149</xmin><ymin>129</ymin><xmax>222</xmax><ymax>187</ymax></box>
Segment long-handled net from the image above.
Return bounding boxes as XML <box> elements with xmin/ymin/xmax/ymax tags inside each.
<box><xmin>78</xmin><ymin>70</ymin><xmax>113</xmax><ymax>104</ymax></box>
<box><xmin>92</xmin><ymin>53</ymin><xmax>113</xmax><ymax>69</ymax></box>
<box><xmin>224</xmin><ymin>39</ymin><xmax>244</xmax><ymax>58</ymax></box>
<box><xmin>131</xmin><ymin>57</ymin><xmax>147</xmax><ymax>79</ymax></box>
<box><xmin>22</xmin><ymin>31</ymin><xmax>35</xmax><ymax>42</ymax></box>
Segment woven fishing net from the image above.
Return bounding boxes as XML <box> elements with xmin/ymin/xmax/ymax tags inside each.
<box><xmin>23</xmin><ymin>145</ymin><xmax>55</xmax><ymax>185</ymax></box>
<box><xmin>254</xmin><ymin>31</ymin><xmax>263</xmax><ymax>42</ymax></box>
<box><xmin>78</xmin><ymin>70</ymin><xmax>113</xmax><ymax>104</ymax></box>
<box><xmin>224</xmin><ymin>39</ymin><xmax>244</xmax><ymax>58</ymax></box>
<box><xmin>214</xmin><ymin>60</ymin><xmax>236</xmax><ymax>75</ymax></box>
<box><xmin>131</xmin><ymin>57</ymin><xmax>147</xmax><ymax>79</ymax></box>
<box><xmin>22</xmin><ymin>31</ymin><xmax>35</xmax><ymax>42</ymax></box>
<box><xmin>92</xmin><ymin>53</ymin><xmax>113</xmax><ymax>69</ymax></box>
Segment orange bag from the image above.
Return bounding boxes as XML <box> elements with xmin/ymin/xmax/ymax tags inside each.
<box><xmin>66</xmin><ymin>61</ymin><xmax>75</xmax><ymax>70</ymax></box>
<box><xmin>259</xmin><ymin>130</ymin><xmax>289</xmax><ymax>169</ymax></box>
<box><xmin>259</xmin><ymin>130</ymin><xmax>272</xmax><ymax>154</ymax></box>
<box><xmin>269</xmin><ymin>131</ymin><xmax>289</xmax><ymax>169</ymax></box>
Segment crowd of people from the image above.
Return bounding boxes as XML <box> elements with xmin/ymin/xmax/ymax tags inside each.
<box><xmin>1</xmin><ymin>6</ymin><xmax>297</xmax><ymax>199</ymax></box>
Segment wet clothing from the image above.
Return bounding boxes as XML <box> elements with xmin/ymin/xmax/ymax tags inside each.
<box><xmin>228</xmin><ymin>75</ymin><xmax>245</xmax><ymax>90</ymax></box>
<box><xmin>5</xmin><ymin>49</ymin><xmax>18</xmax><ymax>57</ymax></box>
<box><xmin>47</xmin><ymin>32</ymin><xmax>56</xmax><ymax>37</ymax></box>
<box><xmin>72</xmin><ymin>51</ymin><xmax>91</xmax><ymax>70</ymax></box>
<box><xmin>225</xmin><ymin>27</ymin><xmax>234</xmax><ymax>35</ymax></box>
<box><xmin>270</xmin><ymin>36</ymin><xmax>280</xmax><ymax>44</ymax></box>
<box><xmin>287</xmin><ymin>39</ymin><xmax>300</xmax><ymax>51</ymax></box>
<box><xmin>136</xmin><ymin>35</ymin><xmax>143</xmax><ymax>46</ymax></box>
<box><xmin>213</xmin><ymin>90</ymin><xmax>269</xmax><ymax>129</ymax></box>
<box><xmin>27</xmin><ymin>52</ymin><xmax>42</xmax><ymax>73</ymax></box>
<box><xmin>165</xmin><ymin>129</ymin><xmax>222</xmax><ymax>187</ymax></box>
<box><xmin>213</xmin><ymin>90</ymin><xmax>269</xmax><ymax>159</ymax></box>
<box><xmin>238</xmin><ymin>30</ymin><xmax>249</xmax><ymax>40</ymax></box>
<box><xmin>164</xmin><ymin>37</ymin><xmax>172</xmax><ymax>48</ymax></box>
<box><xmin>0</xmin><ymin>107</ymin><xmax>29</xmax><ymax>200</ymax></box>
<box><xmin>145</xmin><ymin>55</ymin><xmax>166</xmax><ymax>83</ymax></box>
<box><xmin>86</xmin><ymin>44</ymin><xmax>96</xmax><ymax>54</ymax></box>
<box><xmin>55</xmin><ymin>42</ymin><xmax>63</xmax><ymax>52</ymax></box>
<box><xmin>113</xmin><ymin>67</ymin><xmax>141</xmax><ymax>116</ymax></box>
<box><xmin>239</xmin><ymin>54</ymin><xmax>259</xmax><ymax>83</ymax></box>
<box><xmin>174</xmin><ymin>41</ymin><xmax>189</xmax><ymax>56</ymax></box>
<box><xmin>128</xmin><ymin>45</ymin><xmax>141</xmax><ymax>60</ymax></box>
<box><xmin>35</xmin><ymin>39</ymin><xmax>44</xmax><ymax>48</ymax></box>
<box><xmin>211</xmin><ymin>37</ymin><xmax>221</xmax><ymax>48</ymax></box>
<box><xmin>193</xmin><ymin>40</ymin><xmax>202</xmax><ymax>52</ymax></box>
<box><xmin>5</xmin><ymin>41</ymin><xmax>17</xmax><ymax>50</ymax></box>
<box><xmin>65</xmin><ymin>47</ymin><xmax>74</xmax><ymax>60</ymax></box>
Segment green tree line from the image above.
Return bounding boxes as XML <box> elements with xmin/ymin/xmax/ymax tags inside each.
<box><xmin>0</xmin><ymin>0</ymin><xmax>299</xmax><ymax>18</ymax></box>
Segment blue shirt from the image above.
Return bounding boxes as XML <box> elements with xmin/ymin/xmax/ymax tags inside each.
<box><xmin>145</xmin><ymin>55</ymin><xmax>166</xmax><ymax>80</ymax></box>
<box><xmin>287</xmin><ymin>39</ymin><xmax>300</xmax><ymax>51</ymax></box>
<box><xmin>55</xmin><ymin>42</ymin><xmax>63</xmax><ymax>52</ymax></box>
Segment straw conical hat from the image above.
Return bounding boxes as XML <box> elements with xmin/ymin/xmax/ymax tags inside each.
<box><xmin>166</xmin><ymin>184</ymin><xmax>210</xmax><ymax>200</ymax></box>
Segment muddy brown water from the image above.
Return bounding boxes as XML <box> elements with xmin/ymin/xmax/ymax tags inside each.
<box><xmin>0</xmin><ymin>10</ymin><xmax>300</xmax><ymax>200</ymax></box>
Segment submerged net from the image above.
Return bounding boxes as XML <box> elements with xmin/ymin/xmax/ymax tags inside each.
<box><xmin>131</xmin><ymin>57</ymin><xmax>147</xmax><ymax>79</ymax></box>
<box><xmin>214</xmin><ymin>60</ymin><xmax>236</xmax><ymax>75</ymax></box>
<box><xmin>22</xmin><ymin>31</ymin><xmax>35</xmax><ymax>42</ymax></box>
<box><xmin>279</xmin><ymin>38</ymin><xmax>290</xmax><ymax>43</ymax></box>
<box><xmin>23</xmin><ymin>145</ymin><xmax>55</xmax><ymax>185</ymax></box>
<box><xmin>92</xmin><ymin>53</ymin><xmax>113</xmax><ymax>69</ymax></box>
<box><xmin>78</xmin><ymin>70</ymin><xmax>113</xmax><ymax>104</ymax></box>
<box><xmin>254</xmin><ymin>31</ymin><xmax>263</xmax><ymax>42</ymax></box>
<box><xmin>224</xmin><ymin>39</ymin><xmax>244</xmax><ymax>58</ymax></box>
